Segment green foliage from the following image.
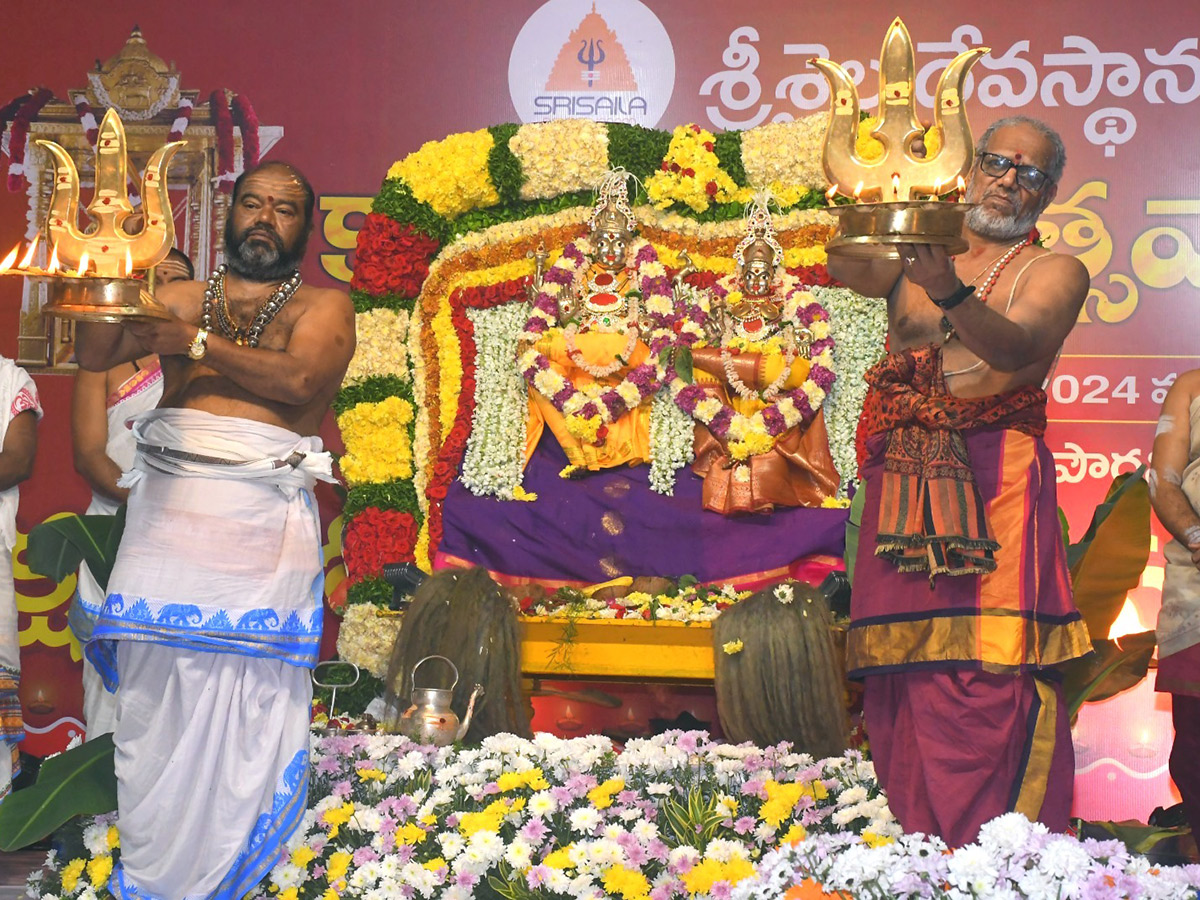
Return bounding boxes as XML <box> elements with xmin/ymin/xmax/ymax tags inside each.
<box><xmin>1063</xmin><ymin>630</ymin><xmax>1158</xmax><ymax>723</ymax></box>
<box><xmin>672</xmin><ymin>346</ymin><xmax>693</xmax><ymax>384</ymax></box>
<box><xmin>351</xmin><ymin>288</ymin><xmax>415</xmax><ymax>315</ymax></box>
<box><xmin>450</xmin><ymin>191</ymin><xmax>592</xmax><ymax>240</ymax></box>
<box><xmin>0</xmin><ymin>735</ymin><xmax>117</xmax><ymax>851</ymax></box>
<box><xmin>26</xmin><ymin>509</ymin><xmax>126</xmax><ymax>591</ymax></box>
<box><xmin>607</xmin><ymin>122</ymin><xmax>673</xmax><ymax>182</ymax></box>
<box><xmin>660</xmin><ymin>786</ymin><xmax>727</xmax><ymax>852</ymax></box>
<box><xmin>1076</xmin><ymin>818</ymin><xmax>1191</xmax><ymax>855</ymax></box>
<box><xmin>372</xmin><ymin>179</ymin><xmax>450</xmax><ymax>243</ymax></box>
<box><xmin>343</xmin><ymin>481</ymin><xmax>422</xmax><ymax>519</ymax></box>
<box><xmin>486</xmin><ymin>124</ymin><xmax>524</xmax><ymax>205</ymax></box>
<box><xmin>713</xmin><ymin>130</ymin><xmax>747</xmax><ymax>185</ymax></box>
<box><xmin>844</xmin><ymin>485</ymin><xmax>867</xmax><ymax>587</ymax></box>
<box><xmin>346</xmin><ymin>576</ymin><xmax>394</xmax><ymax>610</ymax></box>
<box><xmin>1067</xmin><ymin>466</ymin><xmax>1151</xmax><ymax>640</ymax></box>
<box><xmin>333</xmin><ymin>375</ymin><xmax>414</xmax><ymax>416</ymax></box>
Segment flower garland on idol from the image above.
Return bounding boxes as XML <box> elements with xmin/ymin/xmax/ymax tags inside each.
<box><xmin>519</xmin><ymin>235</ymin><xmax>682</xmax><ymax>446</ymax></box>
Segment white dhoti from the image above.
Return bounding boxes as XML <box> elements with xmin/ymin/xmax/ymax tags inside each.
<box><xmin>86</xmin><ymin>408</ymin><xmax>333</xmax><ymax>900</ymax></box>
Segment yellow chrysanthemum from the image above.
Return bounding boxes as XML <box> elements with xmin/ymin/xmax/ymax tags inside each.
<box><xmin>337</xmin><ymin>396</ymin><xmax>415</xmax><ymax>485</ymax></box>
<box><xmin>61</xmin><ymin>858</ymin><xmax>86</xmax><ymax>893</ymax></box>
<box><xmin>106</xmin><ymin>825</ymin><xmax>120</xmax><ymax>850</ymax></box>
<box><xmin>722</xmin><ymin>640</ymin><xmax>744</xmax><ymax>655</ymax></box>
<box><xmin>291</xmin><ymin>845</ymin><xmax>317</xmax><ymax>867</ymax></box>
<box><xmin>326</xmin><ymin>851</ymin><xmax>353</xmax><ymax>884</ymax></box>
<box><xmin>87</xmin><ymin>854</ymin><xmax>113</xmax><ymax>888</ymax></box>
<box><xmin>602</xmin><ymin>865</ymin><xmax>652</xmax><ymax>900</ymax></box>
<box><xmin>396</xmin><ymin>822</ymin><xmax>428</xmax><ymax>845</ymax></box>
<box><xmin>388</xmin><ymin>129</ymin><xmax>499</xmax><ymax>219</ymax></box>
<box><xmin>586</xmin><ymin>778</ymin><xmax>625</xmax><ymax>810</ymax></box>
<box><xmin>543</xmin><ymin>846</ymin><xmax>574</xmax><ymax>870</ymax></box>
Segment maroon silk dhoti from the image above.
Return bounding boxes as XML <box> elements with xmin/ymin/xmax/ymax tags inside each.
<box><xmin>863</xmin><ymin>669</ymin><xmax>1075</xmax><ymax>846</ymax></box>
<box><xmin>1157</xmin><ymin>644</ymin><xmax>1200</xmax><ymax>834</ymax></box>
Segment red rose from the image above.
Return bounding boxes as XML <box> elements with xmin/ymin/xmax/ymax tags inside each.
<box><xmin>705</xmin><ymin>181</ymin><xmax>718</xmax><ymax>196</ymax></box>
<box><xmin>704</xmin><ymin>141</ymin><xmax>714</xmax><ymax>152</ymax></box>
<box><xmin>682</xmin><ymin>168</ymin><xmax>695</xmax><ymax>178</ymax></box>
<box><xmin>427</xmin><ymin>482</ymin><xmax>449</xmax><ymax>500</ymax></box>
<box><xmin>670</xmin><ymin>162</ymin><xmax>680</xmax><ymax>173</ymax></box>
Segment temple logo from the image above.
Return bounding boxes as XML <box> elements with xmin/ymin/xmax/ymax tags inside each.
<box><xmin>509</xmin><ymin>0</ymin><xmax>674</xmax><ymax>126</ymax></box>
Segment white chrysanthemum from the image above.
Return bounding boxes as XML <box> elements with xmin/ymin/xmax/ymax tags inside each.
<box><xmin>569</xmin><ymin>807</ymin><xmax>603</xmax><ymax>834</ymax></box>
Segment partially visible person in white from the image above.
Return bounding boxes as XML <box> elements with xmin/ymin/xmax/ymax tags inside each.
<box><xmin>0</xmin><ymin>354</ymin><xmax>41</xmax><ymax>800</ymax></box>
<box><xmin>68</xmin><ymin>248</ymin><xmax>191</xmax><ymax>738</ymax></box>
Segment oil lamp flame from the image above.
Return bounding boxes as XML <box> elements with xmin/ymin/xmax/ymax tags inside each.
<box><xmin>18</xmin><ymin>236</ymin><xmax>39</xmax><ymax>270</ymax></box>
<box><xmin>76</xmin><ymin>251</ymin><xmax>89</xmax><ymax>277</ymax></box>
<box><xmin>47</xmin><ymin>245</ymin><xmax>60</xmax><ymax>274</ymax></box>
<box><xmin>853</xmin><ymin>181</ymin><xmax>864</xmax><ymax>201</ymax></box>
<box><xmin>0</xmin><ymin>245</ymin><xmax>17</xmax><ymax>273</ymax></box>
<box><xmin>124</xmin><ymin>247</ymin><xmax>133</xmax><ymax>277</ymax></box>
<box><xmin>892</xmin><ymin>173</ymin><xmax>901</xmax><ymax>200</ymax></box>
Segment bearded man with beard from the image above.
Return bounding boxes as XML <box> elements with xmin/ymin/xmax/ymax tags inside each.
<box><xmin>74</xmin><ymin>161</ymin><xmax>355</xmax><ymax>900</ymax></box>
<box><xmin>828</xmin><ymin>117</ymin><xmax>1092</xmax><ymax>846</ymax></box>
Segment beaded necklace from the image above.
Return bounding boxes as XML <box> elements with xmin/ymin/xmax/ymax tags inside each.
<box><xmin>941</xmin><ymin>231</ymin><xmax>1036</xmax><ymax>377</ymax></box>
<box><xmin>202</xmin><ymin>264</ymin><xmax>302</xmax><ymax>348</ymax></box>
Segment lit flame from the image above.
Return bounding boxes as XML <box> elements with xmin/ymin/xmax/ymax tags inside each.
<box><xmin>18</xmin><ymin>236</ymin><xmax>39</xmax><ymax>269</ymax></box>
<box><xmin>124</xmin><ymin>247</ymin><xmax>133</xmax><ymax>277</ymax></box>
<box><xmin>76</xmin><ymin>251</ymin><xmax>89</xmax><ymax>277</ymax></box>
<box><xmin>892</xmin><ymin>173</ymin><xmax>901</xmax><ymax>199</ymax></box>
<box><xmin>956</xmin><ymin>175</ymin><xmax>966</xmax><ymax>193</ymax></box>
<box><xmin>1108</xmin><ymin>596</ymin><xmax>1148</xmax><ymax>641</ymax></box>
<box><xmin>933</xmin><ymin>178</ymin><xmax>944</xmax><ymax>197</ymax></box>
<box><xmin>0</xmin><ymin>245</ymin><xmax>18</xmax><ymax>273</ymax></box>
<box><xmin>853</xmin><ymin>181</ymin><xmax>864</xmax><ymax>200</ymax></box>
<box><xmin>825</xmin><ymin>183</ymin><xmax>839</xmax><ymax>200</ymax></box>
<box><xmin>47</xmin><ymin>244</ymin><xmax>60</xmax><ymax>274</ymax></box>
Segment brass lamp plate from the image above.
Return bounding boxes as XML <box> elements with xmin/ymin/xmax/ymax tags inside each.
<box><xmin>826</xmin><ymin>201</ymin><xmax>974</xmax><ymax>259</ymax></box>
<box><xmin>33</xmin><ymin>276</ymin><xmax>172</xmax><ymax>323</ymax></box>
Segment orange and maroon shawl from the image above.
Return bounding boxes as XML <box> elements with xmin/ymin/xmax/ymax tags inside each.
<box><xmin>862</xmin><ymin>344</ymin><xmax>1047</xmax><ymax>578</ymax></box>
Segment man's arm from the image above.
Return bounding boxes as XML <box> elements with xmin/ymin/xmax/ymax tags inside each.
<box><xmin>826</xmin><ymin>256</ymin><xmax>903</xmax><ymax>299</ymax></box>
<box><xmin>74</xmin><ymin>321</ymin><xmax>152</xmax><ymax>372</ymax></box>
<box><xmin>0</xmin><ymin>409</ymin><xmax>38</xmax><ymax>492</ymax></box>
<box><xmin>71</xmin><ymin>367</ymin><xmax>129</xmax><ymax>502</ymax></box>
<box><xmin>902</xmin><ymin>243</ymin><xmax>1088</xmax><ymax>373</ymax></box>
<box><xmin>1151</xmin><ymin>371</ymin><xmax>1200</xmax><ymax>566</ymax></box>
<box><xmin>126</xmin><ymin>288</ymin><xmax>356</xmax><ymax>405</ymax></box>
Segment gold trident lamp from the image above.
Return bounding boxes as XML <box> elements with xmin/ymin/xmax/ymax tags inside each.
<box><xmin>0</xmin><ymin>108</ymin><xmax>184</xmax><ymax>321</ymax></box>
<box><xmin>811</xmin><ymin>18</ymin><xmax>988</xmax><ymax>258</ymax></box>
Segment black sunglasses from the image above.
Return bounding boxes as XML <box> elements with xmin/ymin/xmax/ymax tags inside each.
<box><xmin>977</xmin><ymin>152</ymin><xmax>1052</xmax><ymax>192</ymax></box>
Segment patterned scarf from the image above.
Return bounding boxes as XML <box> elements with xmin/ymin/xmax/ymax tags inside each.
<box><xmin>862</xmin><ymin>345</ymin><xmax>1047</xmax><ymax>578</ymax></box>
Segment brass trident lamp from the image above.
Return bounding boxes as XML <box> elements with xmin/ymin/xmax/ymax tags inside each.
<box><xmin>811</xmin><ymin>18</ymin><xmax>988</xmax><ymax>258</ymax></box>
<box><xmin>0</xmin><ymin>108</ymin><xmax>184</xmax><ymax>321</ymax></box>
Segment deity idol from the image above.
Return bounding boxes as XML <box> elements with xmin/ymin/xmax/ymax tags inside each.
<box><xmin>519</xmin><ymin>170</ymin><xmax>677</xmax><ymax>474</ymax></box>
<box><xmin>676</xmin><ymin>195</ymin><xmax>841</xmax><ymax>514</ymax></box>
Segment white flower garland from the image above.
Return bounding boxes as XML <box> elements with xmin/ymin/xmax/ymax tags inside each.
<box><xmin>343</xmin><ymin>307</ymin><xmax>411</xmax><ymax>387</ymax></box>
<box><xmin>87</xmin><ymin>72</ymin><xmax>181</xmax><ymax>121</ymax></box>
<box><xmin>814</xmin><ymin>285</ymin><xmax>888</xmax><ymax>494</ymax></box>
<box><xmin>461</xmin><ymin>302</ymin><xmax>530</xmax><ymax>499</ymax></box>
<box><xmin>648</xmin><ymin>388</ymin><xmax>695</xmax><ymax>495</ymax></box>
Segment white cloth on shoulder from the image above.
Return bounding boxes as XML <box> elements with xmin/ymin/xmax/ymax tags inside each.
<box><xmin>82</xmin><ymin>407</ymin><xmax>332</xmax><ymax>900</ymax></box>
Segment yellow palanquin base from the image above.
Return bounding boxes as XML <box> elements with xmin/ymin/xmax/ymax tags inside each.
<box><xmin>520</xmin><ymin>617</ymin><xmax>715</xmax><ymax>680</ymax></box>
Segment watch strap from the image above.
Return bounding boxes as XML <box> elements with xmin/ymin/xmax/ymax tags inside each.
<box><xmin>928</xmin><ymin>281</ymin><xmax>975</xmax><ymax>311</ymax></box>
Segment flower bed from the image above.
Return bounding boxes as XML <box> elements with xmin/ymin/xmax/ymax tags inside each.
<box><xmin>25</xmin><ymin>731</ymin><xmax>1200</xmax><ymax>900</ymax></box>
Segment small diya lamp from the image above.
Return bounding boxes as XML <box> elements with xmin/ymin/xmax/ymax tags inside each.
<box><xmin>810</xmin><ymin>18</ymin><xmax>989</xmax><ymax>258</ymax></box>
<box><xmin>0</xmin><ymin>108</ymin><xmax>184</xmax><ymax>321</ymax></box>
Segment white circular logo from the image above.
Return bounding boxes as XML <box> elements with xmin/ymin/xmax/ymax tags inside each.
<box><xmin>509</xmin><ymin>0</ymin><xmax>675</xmax><ymax>127</ymax></box>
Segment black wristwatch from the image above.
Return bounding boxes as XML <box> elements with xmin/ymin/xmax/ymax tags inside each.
<box><xmin>928</xmin><ymin>281</ymin><xmax>975</xmax><ymax>311</ymax></box>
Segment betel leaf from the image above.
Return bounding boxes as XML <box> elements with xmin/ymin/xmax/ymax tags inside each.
<box><xmin>1066</xmin><ymin>467</ymin><xmax>1150</xmax><ymax>641</ymax></box>
<box><xmin>672</xmin><ymin>346</ymin><xmax>693</xmax><ymax>384</ymax></box>
<box><xmin>0</xmin><ymin>734</ymin><xmax>117</xmax><ymax>851</ymax></box>
<box><xmin>1061</xmin><ymin>630</ymin><xmax>1157</xmax><ymax>723</ymax></box>
<box><xmin>25</xmin><ymin>507</ymin><xmax>126</xmax><ymax>592</ymax></box>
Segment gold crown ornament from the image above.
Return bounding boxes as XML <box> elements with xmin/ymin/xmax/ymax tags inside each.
<box><xmin>810</xmin><ymin>18</ymin><xmax>988</xmax><ymax>258</ymax></box>
<box><xmin>587</xmin><ymin>168</ymin><xmax>636</xmax><ymax>236</ymax></box>
<box><xmin>733</xmin><ymin>191</ymin><xmax>784</xmax><ymax>272</ymax></box>
<box><xmin>0</xmin><ymin>108</ymin><xmax>184</xmax><ymax>321</ymax></box>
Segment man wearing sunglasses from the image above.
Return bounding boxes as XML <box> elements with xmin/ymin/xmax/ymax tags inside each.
<box><xmin>829</xmin><ymin>116</ymin><xmax>1092</xmax><ymax>846</ymax></box>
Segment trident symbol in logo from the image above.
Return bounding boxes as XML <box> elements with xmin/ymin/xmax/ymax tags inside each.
<box><xmin>37</xmin><ymin>108</ymin><xmax>183</xmax><ymax>277</ymax></box>
<box><xmin>810</xmin><ymin>18</ymin><xmax>987</xmax><ymax>203</ymax></box>
<box><xmin>578</xmin><ymin>38</ymin><xmax>606</xmax><ymax>86</ymax></box>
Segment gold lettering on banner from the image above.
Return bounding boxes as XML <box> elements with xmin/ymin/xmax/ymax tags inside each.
<box><xmin>1132</xmin><ymin>199</ymin><xmax>1200</xmax><ymax>290</ymax></box>
<box><xmin>1040</xmin><ymin>180</ymin><xmax>1138</xmax><ymax>323</ymax></box>
<box><xmin>319</xmin><ymin>195</ymin><xmax>373</xmax><ymax>284</ymax></box>
<box><xmin>13</xmin><ymin>520</ymin><xmax>83</xmax><ymax>661</ymax></box>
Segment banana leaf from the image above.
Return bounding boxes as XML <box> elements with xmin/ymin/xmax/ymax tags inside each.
<box><xmin>843</xmin><ymin>484</ymin><xmax>867</xmax><ymax>588</ymax></box>
<box><xmin>1081</xmin><ymin>819</ymin><xmax>1190</xmax><ymax>854</ymax></box>
<box><xmin>0</xmin><ymin>734</ymin><xmax>117</xmax><ymax>850</ymax></box>
<box><xmin>1066</xmin><ymin>467</ymin><xmax>1150</xmax><ymax>641</ymax></box>
<box><xmin>25</xmin><ymin>507</ymin><xmax>126</xmax><ymax>592</ymax></box>
<box><xmin>1062</xmin><ymin>630</ymin><xmax>1157</xmax><ymax>723</ymax></box>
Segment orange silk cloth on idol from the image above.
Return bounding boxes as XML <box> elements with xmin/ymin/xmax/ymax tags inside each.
<box><xmin>690</xmin><ymin>346</ymin><xmax>840</xmax><ymax>515</ymax></box>
<box><xmin>525</xmin><ymin>331</ymin><xmax>652</xmax><ymax>471</ymax></box>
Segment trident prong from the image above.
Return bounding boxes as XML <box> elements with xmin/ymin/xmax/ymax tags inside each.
<box><xmin>38</xmin><ymin>108</ymin><xmax>185</xmax><ymax>278</ymax></box>
<box><xmin>811</xmin><ymin>18</ymin><xmax>988</xmax><ymax>203</ymax></box>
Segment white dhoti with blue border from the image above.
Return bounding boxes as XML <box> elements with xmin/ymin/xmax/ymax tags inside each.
<box><xmin>85</xmin><ymin>408</ymin><xmax>333</xmax><ymax>900</ymax></box>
